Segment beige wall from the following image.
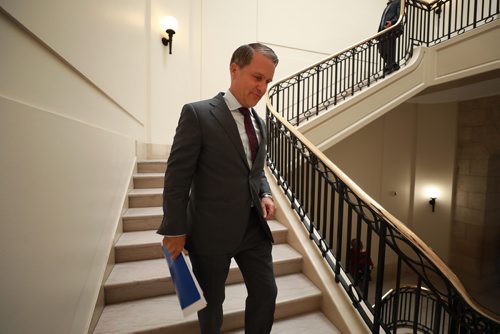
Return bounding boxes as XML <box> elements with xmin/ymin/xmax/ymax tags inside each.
<box><xmin>451</xmin><ymin>95</ymin><xmax>500</xmax><ymax>294</ymax></box>
<box><xmin>258</xmin><ymin>0</ymin><xmax>386</xmax><ymax>55</ymax></box>
<box><xmin>148</xmin><ymin>0</ymin><xmax>202</xmax><ymax>144</ymax></box>
<box><xmin>325</xmin><ymin>102</ymin><xmax>457</xmax><ymax>263</ymax></box>
<box><xmin>0</xmin><ymin>7</ymin><xmax>138</xmax><ymax>333</ymax></box>
<box><xmin>0</xmin><ymin>0</ymin><xmax>149</xmax><ymax>126</ymax></box>
<box><xmin>0</xmin><ymin>99</ymin><xmax>135</xmax><ymax>334</ymax></box>
<box><xmin>412</xmin><ymin>102</ymin><xmax>457</xmax><ymax>262</ymax></box>
<box><xmin>146</xmin><ymin>0</ymin><xmax>388</xmax><ymax>144</ymax></box>
<box><xmin>162</xmin><ymin>0</ymin><xmax>387</xmax><ymax>133</ymax></box>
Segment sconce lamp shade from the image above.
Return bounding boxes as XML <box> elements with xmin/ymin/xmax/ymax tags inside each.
<box><xmin>425</xmin><ymin>186</ymin><xmax>439</xmax><ymax>212</ymax></box>
<box><xmin>161</xmin><ymin>16</ymin><xmax>178</xmax><ymax>33</ymax></box>
<box><xmin>427</xmin><ymin>187</ymin><xmax>440</xmax><ymax>199</ymax></box>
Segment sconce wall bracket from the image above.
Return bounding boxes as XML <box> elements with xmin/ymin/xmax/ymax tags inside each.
<box><xmin>162</xmin><ymin>29</ymin><xmax>176</xmax><ymax>54</ymax></box>
<box><xmin>429</xmin><ymin>197</ymin><xmax>436</xmax><ymax>212</ymax></box>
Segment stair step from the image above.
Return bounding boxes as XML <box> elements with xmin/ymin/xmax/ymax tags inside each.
<box><xmin>115</xmin><ymin>230</ymin><xmax>162</xmax><ymax>263</ymax></box>
<box><xmin>223</xmin><ymin>312</ymin><xmax>340</xmax><ymax>334</ymax></box>
<box><xmin>128</xmin><ymin>188</ymin><xmax>163</xmax><ymax>208</ymax></box>
<box><xmin>94</xmin><ymin>273</ymin><xmax>322</xmax><ymax>334</ymax></box>
<box><xmin>133</xmin><ymin>173</ymin><xmax>164</xmax><ymax>189</ymax></box>
<box><xmin>137</xmin><ymin>160</ymin><xmax>167</xmax><ymax>174</ymax></box>
<box><xmin>105</xmin><ymin>244</ymin><xmax>303</xmax><ymax>304</ymax></box>
<box><xmin>122</xmin><ymin>207</ymin><xmax>163</xmax><ymax>232</ymax></box>
<box><xmin>115</xmin><ymin>220</ymin><xmax>288</xmax><ymax>263</ymax></box>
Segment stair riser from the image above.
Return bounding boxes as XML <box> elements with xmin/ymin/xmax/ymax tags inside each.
<box><xmin>129</xmin><ymin>194</ymin><xmax>163</xmax><ymax>208</ymax></box>
<box><xmin>222</xmin><ymin>294</ymin><xmax>321</xmax><ymax>333</ymax></box>
<box><xmin>115</xmin><ymin>244</ymin><xmax>163</xmax><ymax>263</ymax></box>
<box><xmin>105</xmin><ymin>279</ymin><xmax>174</xmax><ymax>304</ymax></box>
<box><xmin>134</xmin><ymin>177</ymin><xmax>164</xmax><ymax>189</ymax></box>
<box><xmin>130</xmin><ymin>293</ymin><xmax>322</xmax><ymax>334</ymax></box>
<box><xmin>136</xmin><ymin>321</ymin><xmax>200</xmax><ymax>334</ymax></box>
<box><xmin>273</xmin><ymin>295</ymin><xmax>322</xmax><ymax>320</ymax></box>
<box><xmin>137</xmin><ymin>163</ymin><xmax>167</xmax><ymax>174</ymax></box>
<box><xmin>105</xmin><ymin>258</ymin><xmax>303</xmax><ymax>304</ymax></box>
<box><xmin>123</xmin><ymin>216</ymin><xmax>162</xmax><ymax>232</ymax></box>
<box><xmin>115</xmin><ymin>229</ymin><xmax>288</xmax><ymax>263</ymax></box>
<box><xmin>272</xmin><ymin>229</ymin><xmax>287</xmax><ymax>244</ymax></box>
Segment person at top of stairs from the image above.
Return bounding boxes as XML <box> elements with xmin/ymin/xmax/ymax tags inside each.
<box><xmin>378</xmin><ymin>0</ymin><xmax>402</xmax><ymax>74</ymax></box>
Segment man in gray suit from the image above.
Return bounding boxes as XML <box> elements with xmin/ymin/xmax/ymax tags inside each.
<box><xmin>157</xmin><ymin>43</ymin><xmax>279</xmax><ymax>334</ymax></box>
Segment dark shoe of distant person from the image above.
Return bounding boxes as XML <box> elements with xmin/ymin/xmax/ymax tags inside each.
<box><xmin>384</xmin><ymin>63</ymin><xmax>400</xmax><ymax>75</ymax></box>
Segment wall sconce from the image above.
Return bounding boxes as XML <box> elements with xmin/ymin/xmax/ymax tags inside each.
<box><xmin>161</xmin><ymin>16</ymin><xmax>178</xmax><ymax>54</ymax></box>
<box><xmin>429</xmin><ymin>197</ymin><xmax>437</xmax><ymax>212</ymax></box>
<box><xmin>426</xmin><ymin>187</ymin><xmax>440</xmax><ymax>212</ymax></box>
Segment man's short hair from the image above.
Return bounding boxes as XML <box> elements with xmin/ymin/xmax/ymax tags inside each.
<box><xmin>230</xmin><ymin>43</ymin><xmax>279</xmax><ymax>68</ymax></box>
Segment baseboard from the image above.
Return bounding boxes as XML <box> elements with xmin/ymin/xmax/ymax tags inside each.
<box><xmin>87</xmin><ymin>157</ymin><xmax>136</xmax><ymax>333</ymax></box>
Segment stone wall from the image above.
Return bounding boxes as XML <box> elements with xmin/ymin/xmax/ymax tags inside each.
<box><xmin>451</xmin><ymin>94</ymin><xmax>500</xmax><ymax>293</ymax></box>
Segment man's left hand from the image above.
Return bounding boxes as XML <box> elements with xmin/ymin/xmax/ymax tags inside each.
<box><xmin>261</xmin><ymin>197</ymin><xmax>276</xmax><ymax>220</ymax></box>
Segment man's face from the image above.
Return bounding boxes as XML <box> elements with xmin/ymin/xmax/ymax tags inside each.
<box><xmin>229</xmin><ymin>52</ymin><xmax>276</xmax><ymax>108</ymax></box>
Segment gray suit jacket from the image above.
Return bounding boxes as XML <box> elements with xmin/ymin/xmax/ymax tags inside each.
<box><xmin>157</xmin><ymin>93</ymin><xmax>273</xmax><ymax>254</ymax></box>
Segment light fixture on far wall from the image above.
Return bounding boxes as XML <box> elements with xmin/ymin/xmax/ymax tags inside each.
<box><xmin>429</xmin><ymin>197</ymin><xmax>437</xmax><ymax>212</ymax></box>
<box><xmin>426</xmin><ymin>186</ymin><xmax>440</xmax><ymax>212</ymax></box>
<box><xmin>161</xmin><ymin>16</ymin><xmax>178</xmax><ymax>54</ymax></box>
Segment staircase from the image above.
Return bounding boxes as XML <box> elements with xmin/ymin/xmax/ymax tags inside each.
<box><xmin>93</xmin><ymin>160</ymin><xmax>341</xmax><ymax>333</ymax></box>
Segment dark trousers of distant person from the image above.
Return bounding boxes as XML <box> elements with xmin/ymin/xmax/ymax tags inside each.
<box><xmin>378</xmin><ymin>32</ymin><xmax>399</xmax><ymax>74</ymax></box>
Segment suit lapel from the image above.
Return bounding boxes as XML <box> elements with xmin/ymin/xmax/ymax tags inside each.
<box><xmin>209</xmin><ymin>94</ymin><xmax>249</xmax><ymax>168</ymax></box>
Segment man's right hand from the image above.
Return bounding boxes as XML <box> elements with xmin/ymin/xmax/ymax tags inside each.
<box><xmin>162</xmin><ymin>235</ymin><xmax>186</xmax><ymax>260</ymax></box>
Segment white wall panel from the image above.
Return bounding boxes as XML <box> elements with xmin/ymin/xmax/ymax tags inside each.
<box><xmin>0</xmin><ymin>98</ymin><xmax>135</xmax><ymax>334</ymax></box>
<box><xmin>200</xmin><ymin>0</ymin><xmax>258</xmax><ymax>100</ymax></box>
<box><xmin>145</xmin><ymin>0</ymin><xmax>388</xmax><ymax>143</ymax></box>
<box><xmin>258</xmin><ymin>0</ymin><xmax>386</xmax><ymax>55</ymax></box>
<box><xmin>380</xmin><ymin>103</ymin><xmax>417</xmax><ymax>226</ymax></box>
<box><xmin>0</xmin><ymin>10</ymin><xmax>144</xmax><ymax>139</ymax></box>
<box><xmin>412</xmin><ymin>102</ymin><xmax>457</xmax><ymax>262</ymax></box>
<box><xmin>0</xmin><ymin>0</ymin><xmax>148</xmax><ymax>124</ymax></box>
<box><xmin>148</xmin><ymin>0</ymin><xmax>202</xmax><ymax>145</ymax></box>
<box><xmin>0</xmin><ymin>10</ymin><xmax>138</xmax><ymax>333</ymax></box>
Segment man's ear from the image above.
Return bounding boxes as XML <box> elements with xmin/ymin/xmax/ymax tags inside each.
<box><xmin>229</xmin><ymin>63</ymin><xmax>238</xmax><ymax>79</ymax></box>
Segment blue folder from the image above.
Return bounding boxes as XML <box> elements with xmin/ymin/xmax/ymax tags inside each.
<box><xmin>161</xmin><ymin>244</ymin><xmax>207</xmax><ymax>317</ymax></box>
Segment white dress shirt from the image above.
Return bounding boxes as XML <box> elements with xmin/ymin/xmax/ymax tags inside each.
<box><xmin>223</xmin><ymin>90</ymin><xmax>262</xmax><ymax>168</ymax></box>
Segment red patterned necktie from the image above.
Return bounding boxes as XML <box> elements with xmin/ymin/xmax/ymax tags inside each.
<box><xmin>238</xmin><ymin>107</ymin><xmax>259</xmax><ymax>162</ymax></box>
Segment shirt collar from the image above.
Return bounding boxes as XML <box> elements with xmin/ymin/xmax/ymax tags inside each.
<box><xmin>224</xmin><ymin>90</ymin><xmax>244</xmax><ymax>111</ymax></box>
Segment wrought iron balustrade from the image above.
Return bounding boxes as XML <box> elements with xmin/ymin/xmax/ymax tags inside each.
<box><xmin>268</xmin><ymin>0</ymin><xmax>499</xmax><ymax>127</ymax></box>
<box><xmin>380</xmin><ymin>286</ymin><xmax>450</xmax><ymax>333</ymax></box>
<box><xmin>265</xmin><ymin>0</ymin><xmax>500</xmax><ymax>332</ymax></box>
<box><xmin>266</xmin><ymin>110</ymin><xmax>500</xmax><ymax>333</ymax></box>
